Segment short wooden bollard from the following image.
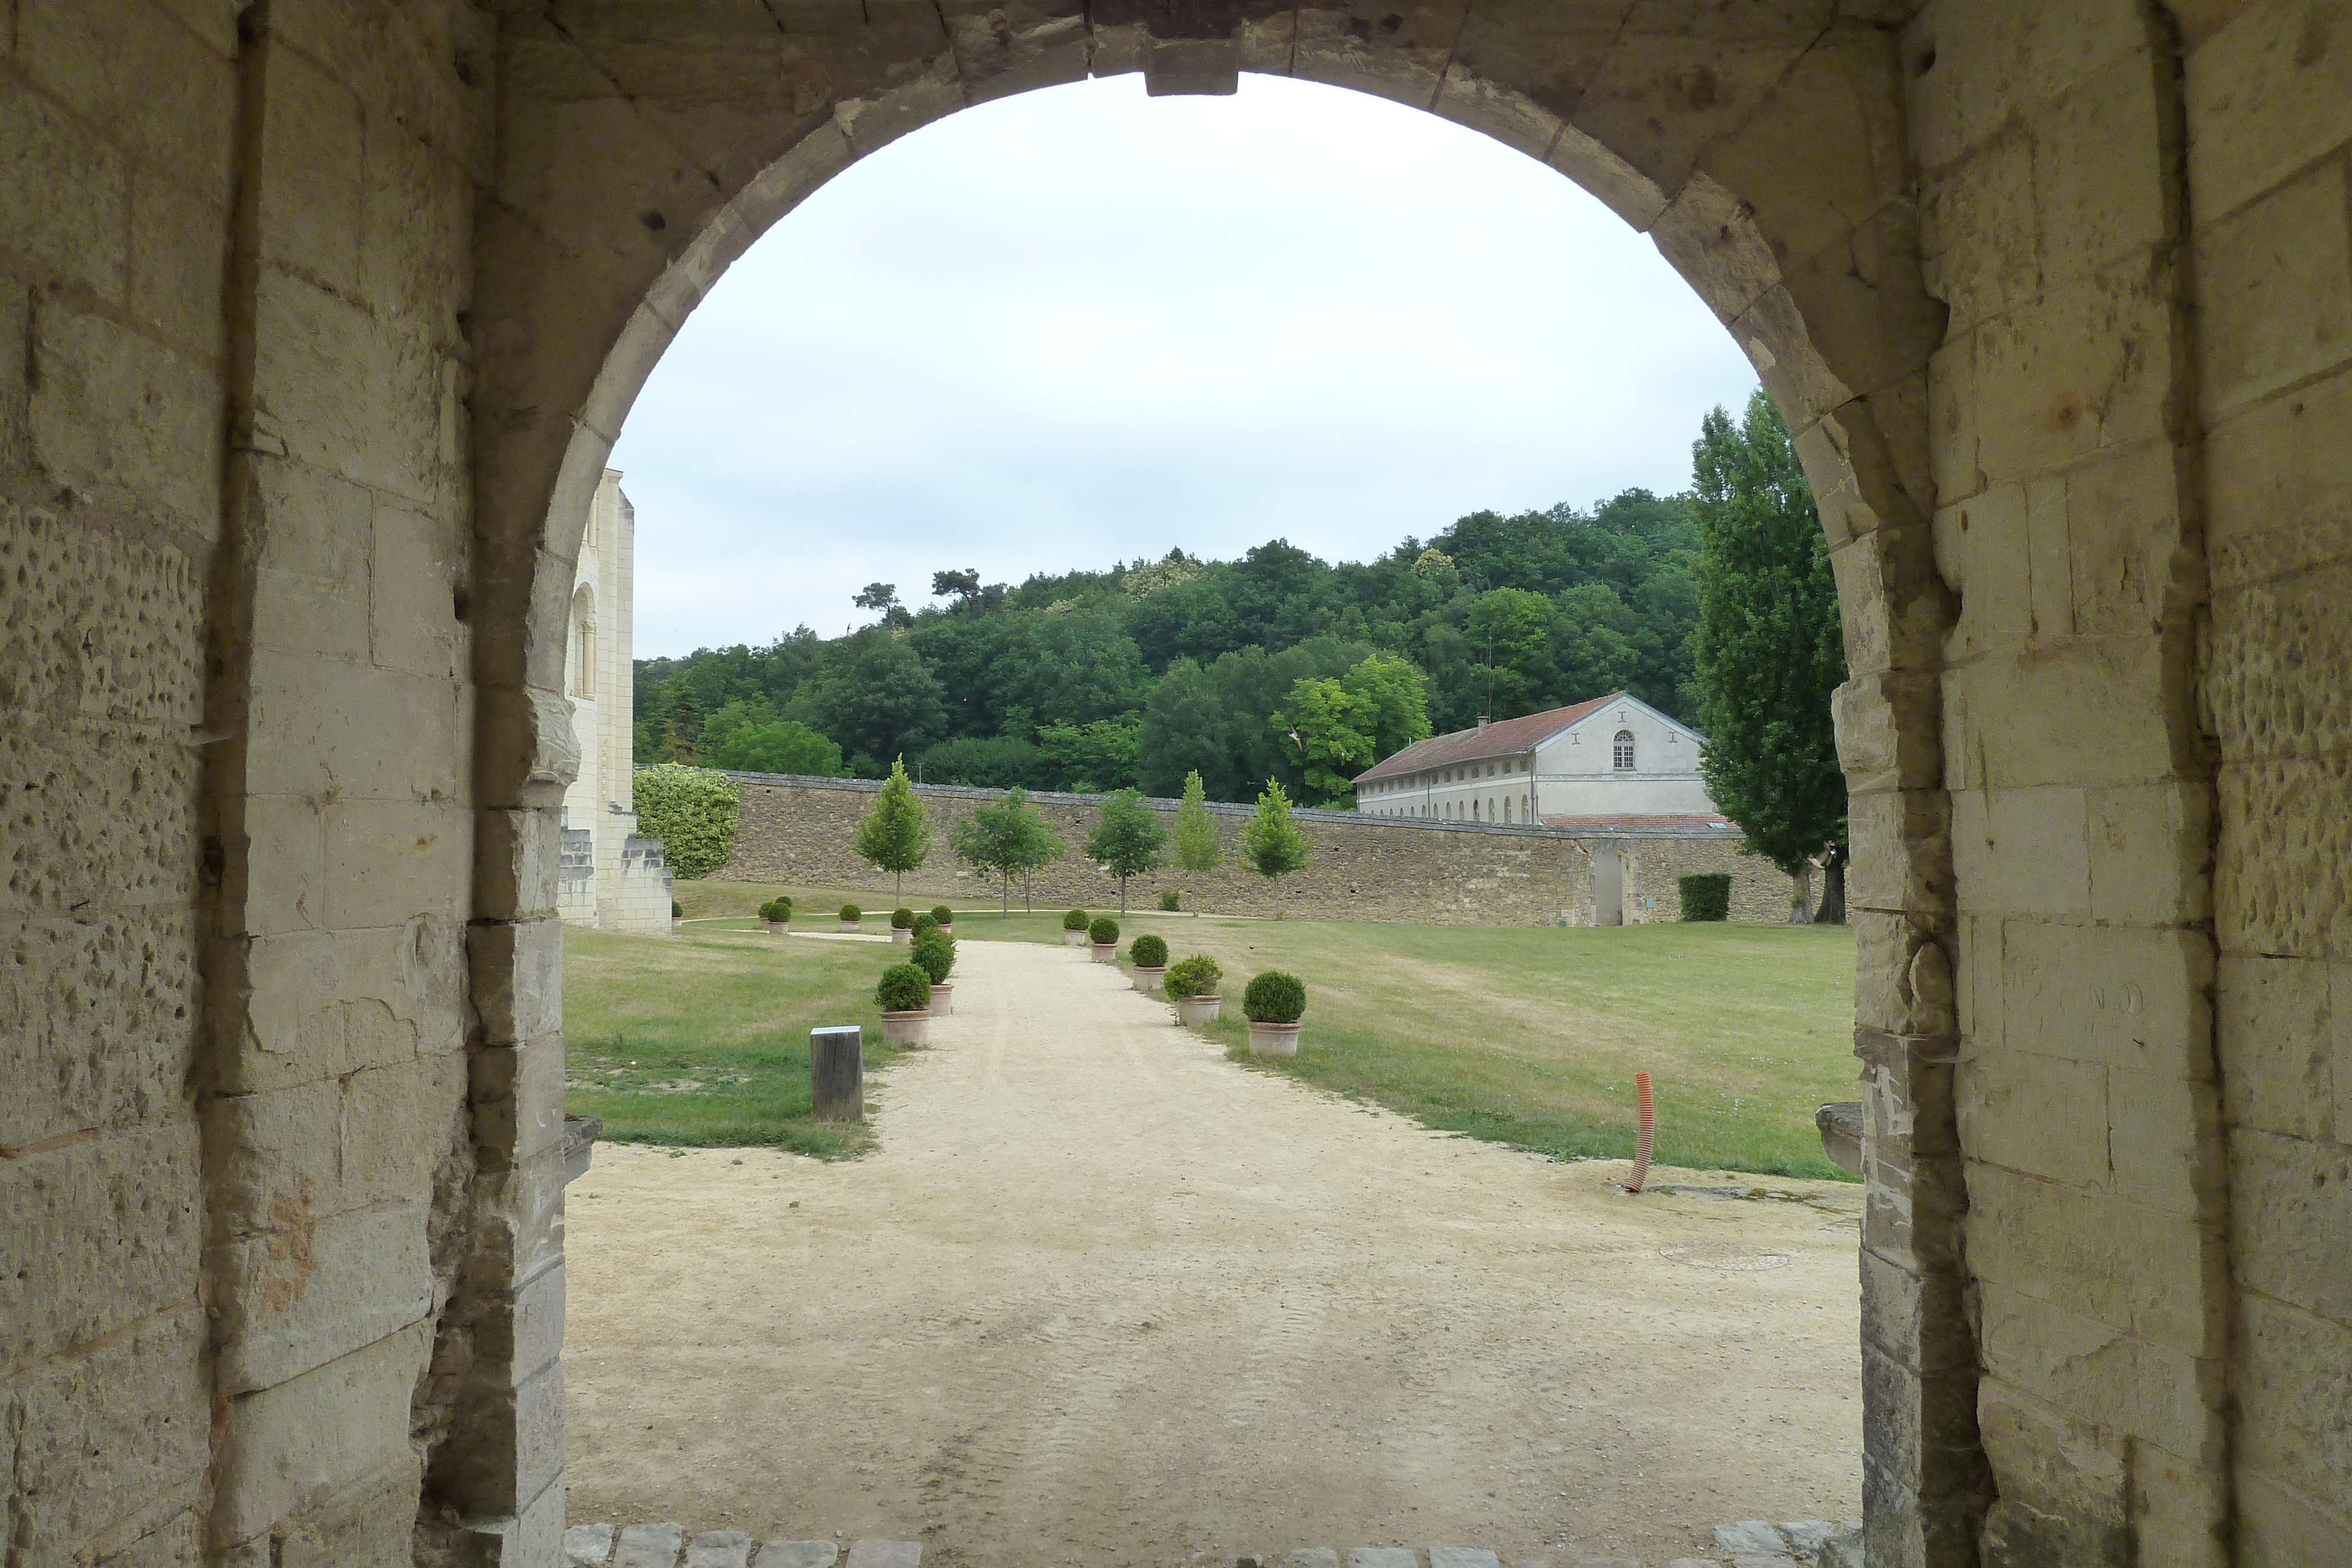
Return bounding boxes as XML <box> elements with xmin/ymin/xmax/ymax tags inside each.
<box><xmin>811</xmin><ymin>1025</ymin><xmax>863</xmax><ymax>1122</ymax></box>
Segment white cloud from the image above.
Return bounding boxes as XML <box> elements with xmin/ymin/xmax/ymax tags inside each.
<box><xmin>610</xmin><ymin>73</ymin><xmax>1759</xmax><ymax>656</ymax></box>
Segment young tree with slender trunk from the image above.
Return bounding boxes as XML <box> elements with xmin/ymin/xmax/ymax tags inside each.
<box><xmin>854</xmin><ymin>755</ymin><xmax>933</xmax><ymax>906</ymax></box>
<box><xmin>1688</xmin><ymin>389</ymin><xmax>1849</xmax><ymax>921</ymax></box>
<box><xmin>1171</xmin><ymin>770</ymin><xmax>1222</xmax><ymax>914</ymax></box>
<box><xmin>1241</xmin><ymin>778</ymin><xmax>1312</xmax><ymax>918</ymax></box>
<box><xmin>1084</xmin><ymin>788</ymin><xmax>1166</xmax><ymax>914</ymax></box>
<box><xmin>950</xmin><ymin>787</ymin><xmax>1064</xmax><ymax>915</ymax></box>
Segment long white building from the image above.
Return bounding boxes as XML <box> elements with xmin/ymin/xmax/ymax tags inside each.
<box><xmin>1351</xmin><ymin>691</ymin><xmax>1726</xmax><ymax>830</ymax></box>
<box><xmin>559</xmin><ymin>470</ymin><xmax>673</xmax><ymax>932</ymax></box>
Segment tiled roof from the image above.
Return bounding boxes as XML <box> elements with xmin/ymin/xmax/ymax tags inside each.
<box><xmin>1352</xmin><ymin>693</ymin><xmax>1622</xmax><ymax>784</ymax></box>
<box><xmin>1541</xmin><ymin>813</ymin><xmax>1737</xmax><ymax>834</ymax></box>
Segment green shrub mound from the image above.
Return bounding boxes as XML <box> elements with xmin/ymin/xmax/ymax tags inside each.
<box><xmin>1129</xmin><ymin>933</ymin><xmax>1168</xmax><ymax>968</ymax></box>
<box><xmin>759</xmin><ymin>898</ymin><xmax>791</xmax><ymax>923</ymax></box>
<box><xmin>876</xmin><ymin>962</ymin><xmax>933</xmax><ymax>1013</ymax></box>
<box><xmin>634</xmin><ymin>765</ymin><xmax>741</xmax><ymax>880</ymax></box>
<box><xmin>1162</xmin><ymin>954</ymin><xmax>1222</xmax><ymax>1000</ymax></box>
<box><xmin>910</xmin><ymin>932</ymin><xmax>956</xmax><ymax>985</ymax></box>
<box><xmin>931</xmin><ymin>905</ymin><xmax>954</xmax><ymax>927</ymax></box>
<box><xmin>671</xmin><ymin>900</ymin><xmax>683</xmax><ymax>919</ymax></box>
<box><xmin>1243</xmin><ymin>969</ymin><xmax>1307</xmax><ymax>1025</ymax></box>
<box><xmin>890</xmin><ymin>907</ymin><xmax>916</xmax><ymax>930</ymax></box>
<box><xmin>1678</xmin><ymin>873</ymin><xmax>1732</xmax><ymax>922</ymax></box>
<box><xmin>839</xmin><ymin>904</ymin><xmax>860</xmax><ymax>923</ymax></box>
<box><xmin>1061</xmin><ymin>908</ymin><xmax>1090</xmax><ymax>931</ymax></box>
<box><xmin>910</xmin><ymin>913</ymin><xmax>940</xmax><ymax>941</ymax></box>
<box><xmin>1088</xmin><ymin>916</ymin><xmax>1120</xmax><ymax>945</ymax></box>
<box><xmin>1158</xmin><ymin>890</ymin><xmax>1181</xmax><ymax>912</ymax></box>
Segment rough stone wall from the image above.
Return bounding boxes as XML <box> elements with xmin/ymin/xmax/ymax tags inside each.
<box><xmin>713</xmin><ymin>774</ymin><xmax>1787</xmax><ymax>927</ymax></box>
<box><xmin>2184</xmin><ymin>3</ymin><xmax>2352</xmax><ymax>1561</ymax></box>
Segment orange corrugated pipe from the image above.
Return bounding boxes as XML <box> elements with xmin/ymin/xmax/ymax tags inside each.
<box><xmin>1628</xmin><ymin>1071</ymin><xmax>1655</xmax><ymax>1192</ymax></box>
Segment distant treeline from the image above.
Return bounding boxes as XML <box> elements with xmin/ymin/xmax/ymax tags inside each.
<box><xmin>634</xmin><ymin>489</ymin><xmax>1704</xmax><ymax>805</ymax></box>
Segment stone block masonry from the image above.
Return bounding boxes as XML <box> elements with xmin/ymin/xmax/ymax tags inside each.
<box><xmin>712</xmin><ymin>772</ymin><xmax>1789</xmax><ymax>928</ymax></box>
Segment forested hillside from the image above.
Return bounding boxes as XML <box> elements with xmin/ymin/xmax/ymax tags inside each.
<box><xmin>634</xmin><ymin>489</ymin><xmax>1703</xmax><ymax>805</ymax></box>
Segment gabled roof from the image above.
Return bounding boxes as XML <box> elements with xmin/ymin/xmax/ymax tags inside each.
<box><xmin>1352</xmin><ymin>693</ymin><xmax>1622</xmax><ymax>785</ymax></box>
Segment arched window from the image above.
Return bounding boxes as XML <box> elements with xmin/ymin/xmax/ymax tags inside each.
<box><xmin>1613</xmin><ymin>729</ymin><xmax>1635</xmax><ymax>770</ymax></box>
<box><xmin>1504</xmin><ymin>798</ymin><xmax>1512</xmax><ymax>823</ymax></box>
<box><xmin>569</xmin><ymin>586</ymin><xmax>596</xmax><ymax>698</ymax></box>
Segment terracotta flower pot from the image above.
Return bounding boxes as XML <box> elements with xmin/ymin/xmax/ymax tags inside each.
<box><xmin>1247</xmin><ymin>1021</ymin><xmax>1302</xmax><ymax>1057</ymax></box>
<box><xmin>839</xmin><ymin>920</ymin><xmax>860</xmax><ymax>932</ymax></box>
<box><xmin>670</xmin><ymin>917</ymin><xmax>683</xmax><ymax>930</ymax></box>
<box><xmin>764</xmin><ymin>921</ymin><xmax>784</xmax><ymax>934</ymax></box>
<box><xmin>1174</xmin><ymin>994</ymin><xmax>1222</xmax><ymax>1027</ymax></box>
<box><xmin>890</xmin><ymin>927</ymin><xmax>912</xmax><ymax>944</ymax></box>
<box><xmin>1061</xmin><ymin>928</ymin><xmax>1088</xmax><ymax>947</ymax></box>
<box><xmin>879</xmin><ymin>1010</ymin><xmax>930</xmax><ymax>1046</ymax></box>
<box><xmin>928</xmin><ymin>982</ymin><xmax>954</xmax><ymax>1015</ymax></box>
<box><xmin>1131</xmin><ymin>965</ymin><xmax>1165</xmax><ymax>995</ymax></box>
<box><xmin>1091</xmin><ymin>942</ymin><xmax>1117</xmax><ymax>964</ymax></box>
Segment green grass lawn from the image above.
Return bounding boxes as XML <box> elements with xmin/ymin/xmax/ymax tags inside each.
<box><xmin>562</xmin><ymin>922</ymin><xmax>909</xmax><ymax>1155</ymax></box>
<box><xmin>654</xmin><ymin>879</ymin><xmax>1861</xmax><ymax>1180</ymax></box>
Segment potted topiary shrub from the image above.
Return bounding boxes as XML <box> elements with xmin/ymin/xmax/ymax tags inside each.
<box><xmin>1128</xmin><ymin>932</ymin><xmax>1168</xmax><ymax>995</ymax></box>
<box><xmin>1164</xmin><ymin>954</ymin><xmax>1222</xmax><ymax>1027</ymax></box>
<box><xmin>839</xmin><ymin>903</ymin><xmax>861</xmax><ymax>932</ymax></box>
<box><xmin>1061</xmin><ymin>908</ymin><xmax>1090</xmax><ymax>947</ymax></box>
<box><xmin>1088</xmin><ymin>915</ymin><xmax>1120</xmax><ymax>963</ymax></box>
<box><xmin>910</xmin><ymin>912</ymin><xmax>940</xmax><ymax>942</ymax></box>
<box><xmin>910</xmin><ymin>929</ymin><xmax>957</xmax><ymax>1015</ymax></box>
<box><xmin>876</xmin><ymin>961</ymin><xmax>933</xmax><ymax>1045</ymax></box>
<box><xmin>931</xmin><ymin>904</ymin><xmax>954</xmax><ymax>931</ymax></box>
<box><xmin>890</xmin><ymin>907</ymin><xmax>916</xmax><ymax>944</ymax></box>
<box><xmin>761</xmin><ymin>897</ymin><xmax>791</xmax><ymax>934</ymax></box>
<box><xmin>671</xmin><ymin>900</ymin><xmax>683</xmax><ymax>931</ymax></box>
<box><xmin>1242</xmin><ymin>969</ymin><xmax>1307</xmax><ymax>1057</ymax></box>
<box><xmin>1158</xmin><ymin>890</ymin><xmax>1181</xmax><ymax>912</ymax></box>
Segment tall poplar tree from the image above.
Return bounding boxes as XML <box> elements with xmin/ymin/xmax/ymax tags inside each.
<box><xmin>1688</xmin><ymin>390</ymin><xmax>1849</xmax><ymax>921</ymax></box>
<box><xmin>1171</xmin><ymin>770</ymin><xmax>1222</xmax><ymax>914</ymax></box>
<box><xmin>854</xmin><ymin>755</ymin><xmax>933</xmax><ymax>905</ymax></box>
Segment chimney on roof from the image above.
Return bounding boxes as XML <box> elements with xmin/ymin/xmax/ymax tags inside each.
<box><xmin>1476</xmin><ymin>715</ymin><xmax>1491</xmax><ymax>731</ymax></box>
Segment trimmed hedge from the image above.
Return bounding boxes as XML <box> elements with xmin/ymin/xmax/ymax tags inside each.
<box><xmin>1242</xmin><ymin>969</ymin><xmax>1307</xmax><ymax>1024</ymax></box>
<box><xmin>910</xmin><ymin>932</ymin><xmax>956</xmax><ymax>984</ymax></box>
<box><xmin>633</xmin><ymin>764</ymin><xmax>740</xmax><ymax>880</ymax></box>
<box><xmin>876</xmin><ymin>962</ymin><xmax>932</xmax><ymax>1012</ymax></box>
<box><xmin>1678</xmin><ymin>872</ymin><xmax>1732</xmax><ymax>922</ymax></box>
<box><xmin>910</xmin><ymin>913</ymin><xmax>940</xmax><ymax>941</ymax></box>
<box><xmin>1162</xmin><ymin>954</ymin><xmax>1221</xmax><ymax>1000</ymax></box>
<box><xmin>1129</xmin><ymin>933</ymin><xmax>1168</xmax><ymax>968</ymax></box>
<box><xmin>1061</xmin><ymin>908</ymin><xmax>1090</xmax><ymax>931</ymax></box>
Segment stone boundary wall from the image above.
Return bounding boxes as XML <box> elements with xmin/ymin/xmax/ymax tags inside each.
<box><xmin>707</xmin><ymin>771</ymin><xmax>1786</xmax><ymax>927</ymax></box>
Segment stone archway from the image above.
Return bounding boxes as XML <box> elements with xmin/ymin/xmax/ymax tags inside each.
<box><xmin>457</xmin><ymin>9</ymin><xmax>1962</xmax><ymax>1563</ymax></box>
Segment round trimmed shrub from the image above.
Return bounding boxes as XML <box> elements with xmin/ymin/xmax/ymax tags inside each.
<box><xmin>910</xmin><ymin>913</ymin><xmax>940</xmax><ymax>940</ymax></box>
<box><xmin>931</xmin><ymin>904</ymin><xmax>953</xmax><ymax>927</ymax></box>
<box><xmin>759</xmin><ymin>898</ymin><xmax>790</xmax><ymax>923</ymax></box>
<box><xmin>1061</xmin><ymin>908</ymin><xmax>1090</xmax><ymax>931</ymax></box>
<box><xmin>910</xmin><ymin>932</ymin><xmax>956</xmax><ymax>984</ymax></box>
<box><xmin>840</xmin><ymin>904</ymin><xmax>861</xmax><ymax>922</ymax></box>
<box><xmin>1242</xmin><ymin>969</ymin><xmax>1307</xmax><ymax>1024</ymax></box>
<box><xmin>633</xmin><ymin>764</ymin><xmax>741</xmax><ymax>879</ymax></box>
<box><xmin>671</xmin><ymin>900</ymin><xmax>683</xmax><ymax>918</ymax></box>
<box><xmin>876</xmin><ymin>962</ymin><xmax>932</xmax><ymax>1013</ymax></box>
<box><xmin>1088</xmin><ymin>916</ymin><xmax>1119</xmax><ymax>945</ymax></box>
<box><xmin>1129</xmin><ymin>933</ymin><xmax>1168</xmax><ymax>968</ymax></box>
<box><xmin>890</xmin><ymin>907</ymin><xmax>916</xmax><ymax>930</ymax></box>
<box><xmin>1158</xmin><ymin>890</ymin><xmax>1181</xmax><ymax>912</ymax></box>
<box><xmin>1678</xmin><ymin>872</ymin><xmax>1732</xmax><ymax>922</ymax></box>
<box><xmin>1162</xmin><ymin>954</ymin><xmax>1221</xmax><ymax>1000</ymax></box>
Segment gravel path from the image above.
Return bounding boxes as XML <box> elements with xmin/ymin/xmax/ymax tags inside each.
<box><xmin>563</xmin><ymin>937</ymin><xmax>1863</xmax><ymax>1566</ymax></box>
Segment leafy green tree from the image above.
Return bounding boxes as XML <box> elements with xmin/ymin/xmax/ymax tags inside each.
<box><xmin>632</xmin><ymin>765</ymin><xmax>740</xmax><ymax>879</ymax></box>
<box><xmin>1689</xmin><ymin>389</ymin><xmax>1849</xmax><ymax>922</ymax></box>
<box><xmin>1084</xmin><ymin>788</ymin><xmax>1167</xmax><ymax>912</ymax></box>
<box><xmin>1271</xmin><ymin>677</ymin><xmax>1372</xmax><ymax>808</ymax></box>
<box><xmin>950</xmin><ymin>787</ymin><xmax>1065</xmax><ymax>915</ymax></box>
<box><xmin>1241</xmin><ymin>778</ymin><xmax>1312</xmax><ymax>917</ymax></box>
<box><xmin>794</xmin><ymin>630</ymin><xmax>947</xmax><ymax>767</ymax></box>
<box><xmin>1466</xmin><ymin>586</ymin><xmax>1554</xmax><ymax>716</ymax></box>
<box><xmin>659</xmin><ymin>684</ymin><xmax>704</xmax><ymax>763</ymax></box>
<box><xmin>707</xmin><ymin>716</ymin><xmax>843</xmax><ymax>776</ymax></box>
<box><xmin>917</xmin><ymin>734</ymin><xmax>1040</xmax><ymax>789</ymax></box>
<box><xmin>853</xmin><ymin>757</ymin><xmax>933</xmax><ymax>905</ymax></box>
<box><xmin>1171</xmin><ymin>769</ymin><xmax>1221</xmax><ymax>912</ymax></box>
<box><xmin>1343</xmin><ymin>651</ymin><xmax>1434</xmax><ymax>761</ymax></box>
<box><xmin>1034</xmin><ymin>716</ymin><xmax>1141</xmax><ymax>793</ymax></box>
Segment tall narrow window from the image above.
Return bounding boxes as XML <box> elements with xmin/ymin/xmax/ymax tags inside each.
<box><xmin>1504</xmin><ymin>798</ymin><xmax>1512</xmax><ymax>823</ymax></box>
<box><xmin>1613</xmin><ymin>729</ymin><xmax>1635</xmax><ymax>770</ymax></box>
<box><xmin>569</xmin><ymin>587</ymin><xmax>596</xmax><ymax>698</ymax></box>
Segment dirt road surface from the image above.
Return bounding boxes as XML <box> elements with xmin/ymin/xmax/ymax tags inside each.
<box><xmin>564</xmin><ymin>937</ymin><xmax>1863</xmax><ymax>1566</ymax></box>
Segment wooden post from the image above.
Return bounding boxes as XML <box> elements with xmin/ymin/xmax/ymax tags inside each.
<box><xmin>810</xmin><ymin>1025</ymin><xmax>863</xmax><ymax>1121</ymax></box>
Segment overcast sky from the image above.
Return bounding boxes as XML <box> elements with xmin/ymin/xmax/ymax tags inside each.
<box><xmin>610</xmin><ymin>73</ymin><xmax>1760</xmax><ymax>658</ymax></box>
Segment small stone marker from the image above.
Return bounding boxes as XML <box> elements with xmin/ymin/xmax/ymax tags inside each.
<box><xmin>758</xmin><ymin>1542</ymin><xmax>841</xmax><ymax>1568</ymax></box>
<box><xmin>1429</xmin><ymin>1551</ymin><xmax>1501</xmax><ymax>1568</ymax></box>
<box><xmin>843</xmin><ymin>1542</ymin><xmax>921</xmax><ymax>1568</ymax></box>
<box><xmin>1714</xmin><ymin>1522</ymin><xmax>1788</xmax><ymax>1556</ymax></box>
<box><xmin>564</xmin><ymin>1522</ymin><xmax>616</xmax><ymax>1567</ymax></box>
<box><xmin>616</xmin><ymin>1522</ymin><xmax>687</xmax><ymax>1568</ymax></box>
<box><xmin>1288</xmin><ymin>1551</ymin><xmax>1340</xmax><ymax>1568</ymax></box>
<box><xmin>1350</xmin><ymin>1550</ymin><xmax>1418</xmax><ymax>1568</ymax></box>
<box><xmin>686</xmin><ymin>1530</ymin><xmax>754</xmax><ymax>1568</ymax></box>
<box><xmin>811</xmin><ymin>1025</ymin><xmax>863</xmax><ymax>1121</ymax></box>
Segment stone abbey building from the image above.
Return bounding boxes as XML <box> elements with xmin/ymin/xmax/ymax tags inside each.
<box><xmin>4</xmin><ymin>4</ymin><xmax>2348</xmax><ymax>1566</ymax></box>
<box><xmin>1354</xmin><ymin>691</ymin><xmax>1723</xmax><ymax>829</ymax></box>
